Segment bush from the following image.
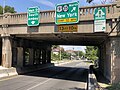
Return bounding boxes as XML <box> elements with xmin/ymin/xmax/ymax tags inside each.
<box><xmin>106</xmin><ymin>82</ymin><xmax>120</xmax><ymax>90</ymax></box>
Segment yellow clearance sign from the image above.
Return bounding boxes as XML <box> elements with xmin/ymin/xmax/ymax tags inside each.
<box><xmin>58</xmin><ymin>25</ymin><xmax>78</xmax><ymax>32</ymax></box>
<box><xmin>57</xmin><ymin>18</ymin><xmax>77</xmax><ymax>23</ymax></box>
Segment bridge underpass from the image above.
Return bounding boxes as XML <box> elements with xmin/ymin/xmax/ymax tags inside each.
<box><xmin>0</xmin><ymin>26</ymin><xmax>119</xmax><ymax>84</ymax></box>
<box><xmin>12</xmin><ymin>33</ymin><xmax>109</xmax><ymax>80</ymax></box>
<box><xmin>0</xmin><ymin>1</ymin><xmax>120</xmax><ymax>84</ymax></box>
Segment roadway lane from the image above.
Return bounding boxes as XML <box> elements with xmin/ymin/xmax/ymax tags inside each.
<box><xmin>0</xmin><ymin>60</ymin><xmax>89</xmax><ymax>90</ymax></box>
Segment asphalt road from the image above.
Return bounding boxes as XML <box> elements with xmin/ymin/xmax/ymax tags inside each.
<box><xmin>0</xmin><ymin>60</ymin><xmax>89</xmax><ymax>90</ymax></box>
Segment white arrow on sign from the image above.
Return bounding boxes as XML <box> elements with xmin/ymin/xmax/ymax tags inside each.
<box><xmin>95</xmin><ymin>10</ymin><xmax>105</xmax><ymax>17</ymax></box>
<box><xmin>71</xmin><ymin>7</ymin><xmax>76</xmax><ymax>12</ymax></box>
<box><xmin>31</xmin><ymin>21</ymin><xmax>35</xmax><ymax>24</ymax></box>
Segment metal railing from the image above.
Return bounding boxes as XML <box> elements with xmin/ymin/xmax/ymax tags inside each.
<box><xmin>87</xmin><ymin>65</ymin><xmax>104</xmax><ymax>90</ymax></box>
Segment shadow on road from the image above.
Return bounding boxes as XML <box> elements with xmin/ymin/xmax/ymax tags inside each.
<box><xmin>69</xmin><ymin>87</ymin><xmax>85</xmax><ymax>90</ymax></box>
<box><xmin>22</xmin><ymin>66</ymin><xmax>88</xmax><ymax>83</ymax></box>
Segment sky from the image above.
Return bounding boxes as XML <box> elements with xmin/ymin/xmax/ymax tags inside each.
<box><xmin>0</xmin><ymin>0</ymin><xmax>105</xmax><ymax>13</ymax></box>
<box><xmin>60</xmin><ymin>45</ymin><xmax>86</xmax><ymax>52</ymax></box>
<box><xmin>0</xmin><ymin>0</ymin><xmax>111</xmax><ymax>52</ymax></box>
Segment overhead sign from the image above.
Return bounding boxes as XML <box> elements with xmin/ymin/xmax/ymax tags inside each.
<box><xmin>57</xmin><ymin>25</ymin><xmax>78</xmax><ymax>32</ymax></box>
<box><xmin>55</xmin><ymin>1</ymin><xmax>79</xmax><ymax>25</ymax></box>
<box><xmin>27</xmin><ymin>6</ymin><xmax>40</xmax><ymax>26</ymax></box>
<box><xmin>94</xmin><ymin>7</ymin><xmax>106</xmax><ymax>32</ymax></box>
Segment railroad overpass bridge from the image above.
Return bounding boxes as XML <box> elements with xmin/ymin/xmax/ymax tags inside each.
<box><xmin>0</xmin><ymin>1</ymin><xmax>120</xmax><ymax>83</ymax></box>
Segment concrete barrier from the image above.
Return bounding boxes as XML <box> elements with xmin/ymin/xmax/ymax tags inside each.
<box><xmin>0</xmin><ymin>63</ymin><xmax>54</xmax><ymax>79</ymax></box>
<box><xmin>0</xmin><ymin>67</ymin><xmax>18</xmax><ymax>79</ymax></box>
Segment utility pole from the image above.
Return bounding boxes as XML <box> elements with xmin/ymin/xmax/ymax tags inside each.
<box><xmin>59</xmin><ymin>47</ymin><xmax>61</xmax><ymax>61</ymax></box>
<box><xmin>78</xmin><ymin>50</ymin><xmax>79</xmax><ymax>59</ymax></box>
<box><xmin>3</xmin><ymin>0</ymin><xmax>6</xmax><ymax>14</ymax></box>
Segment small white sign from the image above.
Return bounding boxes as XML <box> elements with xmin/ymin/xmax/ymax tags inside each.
<box><xmin>94</xmin><ymin>8</ymin><xmax>106</xmax><ymax>32</ymax></box>
<box><xmin>94</xmin><ymin>20</ymin><xmax>106</xmax><ymax>32</ymax></box>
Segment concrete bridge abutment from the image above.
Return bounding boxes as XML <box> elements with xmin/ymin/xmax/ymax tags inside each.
<box><xmin>98</xmin><ymin>37</ymin><xmax>120</xmax><ymax>84</ymax></box>
<box><xmin>109</xmin><ymin>37</ymin><xmax>120</xmax><ymax>83</ymax></box>
<box><xmin>1</xmin><ymin>34</ymin><xmax>12</xmax><ymax>68</ymax></box>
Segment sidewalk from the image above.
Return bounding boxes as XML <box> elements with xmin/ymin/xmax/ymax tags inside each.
<box><xmin>93</xmin><ymin>69</ymin><xmax>110</xmax><ymax>90</ymax></box>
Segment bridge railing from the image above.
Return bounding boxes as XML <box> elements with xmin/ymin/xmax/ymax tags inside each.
<box><xmin>0</xmin><ymin>3</ymin><xmax>118</xmax><ymax>25</ymax></box>
<box><xmin>0</xmin><ymin>15</ymin><xmax>3</xmax><ymax>25</ymax></box>
<box><xmin>80</xmin><ymin>4</ymin><xmax>116</xmax><ymax>16</ymax></box>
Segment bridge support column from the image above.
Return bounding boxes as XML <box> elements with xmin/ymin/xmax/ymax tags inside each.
<box><xmin>47</xmin><ymin>50</ymin><xmax>51</xmax><ymax>63</ymax></box>
<box><xmin>29</xmin><ymin>48</ymin><xmax>34</xmax><ymax>65</ymax></box>
<box><xmin>39</xmin><ymin>49</ymin><xmax>42</xmax><ymax>64</ymax></box>
<box><xmin>1</xmin><ymin>35</ymin><xmax>12</xmax><ymax>68</ymax></box>
<box><xmin>42</xmin><ymin>49</ymin><xmax>46</xmax><ymax>64</ymax></box>
<box><xmin>46</xmin><ymin>46</ymin><xmax>51</xmax><ymax>63</ymax></box>
<box><xmin>103</xmin><ymin>39</ymin><xmax>111</xmax><ymax>82</ymax></box>
<box><xmin>17</xmin><ymin>47</ymin><xmax>23</xmax><ymax>67</ymax></box>
<box><xmin>109</xmin><ymin>37</ymin><xmax>120</xmax><ymax>83</ymax></box>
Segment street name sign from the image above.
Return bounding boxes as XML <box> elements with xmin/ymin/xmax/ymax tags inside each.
<box><xmin>94</xmin><ymin>7</ymin><xmax>106</xmax><ymax>32</ymax></box>
<box><xmin>58</xmin><ymin>25</ymin><xmax>78</xmax><ymax>32</ymax></box>
<box><xmin>55</xmin><ymin>1</ymin><xmax>79</xmax><ymax>25</ymax></box>
<box><xmin>27</xmin><ymin>6</ymin><xmax>40</xmax><ymax>26</ymax></box>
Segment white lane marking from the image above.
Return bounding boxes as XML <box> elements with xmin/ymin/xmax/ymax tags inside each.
<box><xmin>27</xmin><ymin>78</ymin><xmax>52</xmax><ymax>90</ymax></box>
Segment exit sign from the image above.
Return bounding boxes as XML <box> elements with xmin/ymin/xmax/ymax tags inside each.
<box><xmin>55</xmin><ymin>1</ymin><xmax>79</xmax><ymax>25</ymax></box>
<box><xmin>27</xmin><ymin>6</ymin><xmax>40</xmax><ymax>26</ymax></box>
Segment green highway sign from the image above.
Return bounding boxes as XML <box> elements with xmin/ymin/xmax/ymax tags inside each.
<box><xmin>55</xmin><ymin>1</ymin><xmax>79</xmax><ymax>25</ymax></box>
<box><xmin>27</xmin><ymin>6</ymin><xmax>40</xmax><ymax>26</ymax></box>
<box><xmin>94</xmin><ymin>7</ymin><xmax>106</xmax><ymax>32</ymax></box>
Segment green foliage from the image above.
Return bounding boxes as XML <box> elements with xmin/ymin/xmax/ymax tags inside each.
<box><xmin>0</xmin><ymin>5</ymin><xmax>16</xmax><ymax>14</ymax></box>
<box><xmin>86</xmin><ymin>0</ymin><xmax>93</xmax><ymax>3</ymax></box>
<box><xmin>85</xmin><ymin>46</ymin><xmax>98</xmax><ymax>61</ymax></box>
<box><xmin>0</xmin><ymin>6</ymin><xmax>3</xmax><ymax>14</ymax></box>
<box><xmin>61</xmin><ymin>51</ymin><xmax>70</xmax><ymax>59</ymax></box>
<box><xmin>52</xmin><ymin>45</ymin><xmax>59</xmax><ymax>49</ymax></box>
<box><xmin>74</xmin><ymin>51</ymin><xmax>85</xmax><ymax>58</ymax></box>
<box><xmin>51</xmin><ymin>52</ymin><xmax>60</xmax><ymax>61</ymax></box>
<box><xmin>79</xmin><ymin>51</ymin><xmax>85</xmax><ymax>58</ymax></box>
<box><xmin>106</xmin><ymin>82</ymin><xmax>120</xmax><ymax>90</ymax></box>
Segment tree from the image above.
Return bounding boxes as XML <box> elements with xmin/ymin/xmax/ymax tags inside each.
<box><xmin>74</xmin><ymin>51</ymin><xmax>85</xmax><ymax>58</ymax></box>
<box><xmin>61</xmin><ymin>51</ymin><xmax>70</xmax><ymax>59</ymax></box>
<box><xmin>85</xmin><ymin>46</ymin><xmax>98</xmax><ymax>61</ymax></box>
<box><xmin>79</xmin><ymin>51</ymin><xmax>85</xmax><ymax>58</ymax></box>
<box><xmin>87</xmin><ymin>0</ymin><xmax>93</xmax><ymax>3</ymax></box>
<box><xmin>0</xmin><ymin>5</ymin><xmax>16</xmax><ymax>14</ymax></box>
<box><xmin>52</xmin><ymin>45</ymin><xmax>59</xmax><ymax>49</ymax></box>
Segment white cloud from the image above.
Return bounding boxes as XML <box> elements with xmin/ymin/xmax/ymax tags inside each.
<box><xmin>33</xmin><ymin>0</ymin><xmax>55</xmax><ymax>8</ymax></box>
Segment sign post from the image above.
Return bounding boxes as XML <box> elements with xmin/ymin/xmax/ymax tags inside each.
<box><xmin>27</xmin><ymin>6</ymin><xmax>40</xmax><ymax>26</ymax></box>
<box><xmin>55</xmin><ymin>1</ymin><xmax>79</xmax><ymax>25</ymax></box>
<box><xmin>94</xmin><ymin>7</ymin><xmax>106</xmax><ymax>32</ymax></box>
